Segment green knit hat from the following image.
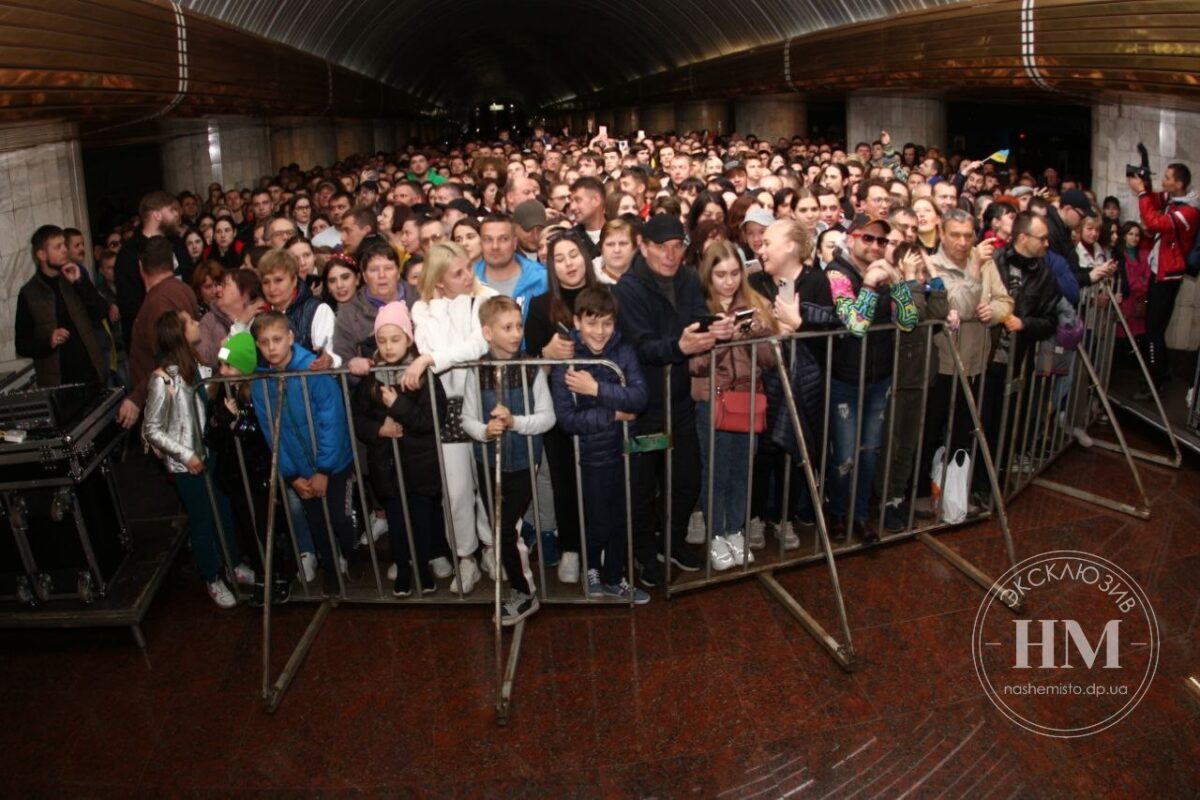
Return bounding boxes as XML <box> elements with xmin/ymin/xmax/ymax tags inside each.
<box><xmin>218</xmin><ymin>331</ymin><xmax>258</xmax><ymax>376</ymax></box>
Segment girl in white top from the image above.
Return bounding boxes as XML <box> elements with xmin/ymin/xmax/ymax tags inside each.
<box><xmin>402</xmin><ymin>242</ymin><xmax>498</xmax><ymax>593</ymax></box>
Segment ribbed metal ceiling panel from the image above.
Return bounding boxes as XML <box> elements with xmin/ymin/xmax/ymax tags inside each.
<box><xmin>178</xmin><ymin>0</ymin><xmax>971</xmax><ymax>107</ymax></box>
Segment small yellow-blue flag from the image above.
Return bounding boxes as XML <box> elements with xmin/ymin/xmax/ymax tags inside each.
<box><xmin>986</xmin><ymin>149</ymin><xmax>1010</xmax><ymax>164</ymax></box>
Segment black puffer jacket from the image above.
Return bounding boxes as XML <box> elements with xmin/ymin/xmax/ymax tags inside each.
<box><xmin>351</xmin><ymin>359</ymin><xmax>449</xmax><ymax>498</ymax></box>
<box><xmin>549</xmin><ymin>329</ymin><xmax>648</xmax><ymax>467</ymax></box>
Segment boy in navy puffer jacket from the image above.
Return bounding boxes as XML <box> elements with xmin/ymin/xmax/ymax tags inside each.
<box><xmin>550</xmin><ymin>288</ymin><xmax>650</xmax><ymax>604</ymax></box>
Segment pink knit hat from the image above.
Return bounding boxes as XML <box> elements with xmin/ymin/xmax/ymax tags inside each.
<box><xmin>373</xmin><ymin>301</ymin><xmax>413</xmax><ymax>341</ymax></box>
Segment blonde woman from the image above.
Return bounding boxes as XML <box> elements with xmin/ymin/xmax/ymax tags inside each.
<box><xmin>401</xmin><ymin>242</ymin><xmax>498</xmax><ymax>593</ymax></box>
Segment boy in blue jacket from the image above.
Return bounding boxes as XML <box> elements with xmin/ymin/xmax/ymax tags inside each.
<box><xmin>251</xmin><ymin>311</ymin><xmax>358</xmax><ymax>583</ymax></box>
<box><xmin>550</xmin><ymin>288</ymin><xmax>650</xmax><ymax>604</ymax></box>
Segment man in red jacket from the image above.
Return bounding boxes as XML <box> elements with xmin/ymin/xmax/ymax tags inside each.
<box><xmin>1130</xmin><ymin>162</ymin><xmax>1199</xmax><ymax>391</ymax></box>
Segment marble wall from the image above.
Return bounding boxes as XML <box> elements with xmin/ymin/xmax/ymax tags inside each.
<box><xmin>270</xmin><ymin>118</ymin><xmax>336</xmax><ymax>171</ymax></box>
<box><xmin>846</xmin><ymin>94</ymin><xmax>946</xmax><ymax>153</ymax></box>
<box><xmin>734</xmin><ymin>94</ymin><xmax>807</xmax><ymax>144</ymax></box>
<box><xmin>0</xmin><ymin>132</ymin><xmax>90</xmax><ymax>362</ymax></box>
<box><xmin>160</xmin><ymin>118</ymin><xmax>271</xmax><ymax>193</ymax></box>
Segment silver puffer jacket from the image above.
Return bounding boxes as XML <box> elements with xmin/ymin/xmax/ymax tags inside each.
<box><xmin>142</xmin><ymin>365</ymin><xmax>210</xmax><ymax>474</ymax></box>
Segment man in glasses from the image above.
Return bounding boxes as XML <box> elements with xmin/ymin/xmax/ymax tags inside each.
<box><xmin>824</xmin><ymin>214</ymin><xmax>919</xmax><ymax>543</ymax></box>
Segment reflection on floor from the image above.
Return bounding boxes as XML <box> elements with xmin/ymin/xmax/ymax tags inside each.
<box><xmin>0</xmin><ymin>421</ymin><xmax>1197</xmax><ymax>798</ymax></box>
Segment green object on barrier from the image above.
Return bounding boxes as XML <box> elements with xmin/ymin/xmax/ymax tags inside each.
<box><xmin>626</xmin><ymin>433</ymin><xmax>670</xmax><ymax>454</ymax></box>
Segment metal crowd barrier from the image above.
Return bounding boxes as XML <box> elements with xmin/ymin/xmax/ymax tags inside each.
<box><xmin>182</xmin><ymin>277</ymin><xmax>1175</xmax><ymax>720</ymax></box>
<box><xmin>191</xmin><ymin>356</ymin><xmax>635</xmax><ymax>720</ymax></box>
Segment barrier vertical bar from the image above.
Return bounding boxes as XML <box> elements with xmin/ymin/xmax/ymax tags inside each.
<box><xmin>426</xmin><ymin>372</ymin><xmax>466</xmax><ymax>599</ymax></box>
<box><xmin>876</xmin><ymin>323</ymin><xmax>902</xmax><ymax>539</ymax></box>
<box><xmin>705</xmin><ymin>349</ymin><xmax>717</xmax><ymax>582</ymax></box>
<box><xmin>743</xmin><ymin>342</ymin><xmax>758</xmax><ymax>572</ymax></box>
<box><xmin>904</xmin><ymin>323</ymin><xmax>935</xmax><ymax>533</ymax></box>
<box><xmin>341</xmin><ymin>373</ymin><xmax>384</xmax><ymax>598</ymax></box>
<box><xmin>845</xmin><ymin>335</ymin><xmax>868</xmax><ymax>535</ymax></box>
<box><xmin>299</xmin><ymin>375</ymin><xmax>346</xmax><ymax>598</ymax></box>
<box><xmin>519</xmin><ymin>368</ymin><xmax>546</xmax><ymax>601</ymax></box>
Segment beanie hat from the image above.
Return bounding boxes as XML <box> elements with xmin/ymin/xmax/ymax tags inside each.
<box><xmin>217</xmin><ymin>331</ymin><xmax>257</xmax><ymax>376</ymax></box>
<box><xmin>373</xmin><ymin>300</ymin><xmax>414</xmax><ymax>341</ymax></box>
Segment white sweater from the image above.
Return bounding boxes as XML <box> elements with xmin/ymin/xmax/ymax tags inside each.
<box><xmin>411</xmin><ymin>288</ymin><xmax>498</xmax><ymax>397</ymax></box>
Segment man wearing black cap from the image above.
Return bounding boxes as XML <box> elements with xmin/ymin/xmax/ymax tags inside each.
<box><xmin>824</xmin><ymin>214</ymin><xmax>920</xmax><ymax>542</ymax></box>
<box><xmin>1046</xmin><ymin>189</ymin><xmax>1116</xmax><ymax>288</ymax></box>
<box><xmin>613</xmin><ymin>214</ymin><xmax>734</xmax><ymax>586</ymax></box>
<box><xmin>512</xmin><ymin>200</ymin><xmax>547</xmax><ymax>261</ymax></box>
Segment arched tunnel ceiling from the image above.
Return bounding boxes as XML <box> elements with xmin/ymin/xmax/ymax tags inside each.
<box><xmin>179</xmin><ymin>0</ymin><xmax>970</xmax><ymax>109</ymax></box>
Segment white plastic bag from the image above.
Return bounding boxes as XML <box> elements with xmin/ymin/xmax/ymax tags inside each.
<box><xmin>929</xmin><ymin>445</ymin><xmax>946</xmax><ymax>514</ymax></box>
<box><xmin>941</xmin><ymin>449</ymin><xmax>971</xmax><ymax>524</ymax></box>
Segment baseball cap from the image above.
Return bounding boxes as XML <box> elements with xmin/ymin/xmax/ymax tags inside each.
<box><xmin>1010</xmin><ymin>186</ymin><xmax>1035</xmax><ymax>198</ymax></box>
<box><xmin>642</xmin><ymin>214</ymin><xmax>686</xmax><ymax>244</ymax></box>
<box><xmin>1060</xmin><ymin>189</ymin><xmax>1095</xmax><ymax>217</ymax></box>
<box><xmin>741</xmin><ymin>207</ymin><xmax>776</xmax><ymax>229</ymax></box>
<box><xmin>447</xmin><ymin>198</ymin><xmax>477</xmax><ymax>217</ymax></box>
<box><xmin>847</xmin><ymin>213</ymin><xmax>891</xmax><ymax>235</ymax></box>
<box><xmin>512</xmin><ymin>200</ymin><xmax>547</xmax><ymax>230</ymax></box>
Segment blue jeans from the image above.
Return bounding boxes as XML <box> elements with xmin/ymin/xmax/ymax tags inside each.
<box><xmin>696</xmin><ymin>401</ymin><xmax>753</xmax><ymax>537</ymax></box>
<box><xmin>827</xmin><ymin>377</ymin><xmax>892</xmax><ymax>524</ymax></box>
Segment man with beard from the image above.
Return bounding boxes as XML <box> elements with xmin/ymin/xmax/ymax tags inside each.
<box><xmin>16</xmin><ymin>225</ymin><xmax>112</xmax><ymax>387</ymax></box>
<box><xmin>114</xmin><ymin>190</ymin><xmax>188</xmax><ymax>344</ymax></box>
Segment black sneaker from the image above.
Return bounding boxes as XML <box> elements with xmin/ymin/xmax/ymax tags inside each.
<box><xmin>392</xmin><ymin>572</ymin><xmax>412</xmax><ymax>598</ymax></box>
<box><xmin>855</xmin><ymin>519</ymin><xmax>880</xmax><ymax>544</ymax></box>
<box><xmin>637</xmin><ymin>559</ymin><xmax>663</xmax><ymax>588</ymax></box>
<box><xmin>827</xmin><ymin>518</ymin><xmax>848</xmax><ymax>543</ymax></box>
<box><xmin>499</xmin><ymin>590</ymin><xmax>539</xmax><ymax>626</ymax></box>
<box><xmin>417</xmin><ymin>569</ymin><xmax>437</xmax><ymax>596</ymax></box>
<box><xmin>669</xmin><ymin>546</ymin><xmax>703</xmax><ymax>572</ymax></box>
<box><xmin>883</xmin><ymin>504</ymin><xmax>908</xmax><ymax>533</ymax></box>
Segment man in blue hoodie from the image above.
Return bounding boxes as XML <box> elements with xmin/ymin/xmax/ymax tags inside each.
<box><xmin>251</xmin><ymin>311</ymin><xmax>357</xmax><ymax>580</ymax></box>
<box><xmin>474</xmin><ymin>213</ymin><xmax>547</xmax><ymax>332</ymax></box>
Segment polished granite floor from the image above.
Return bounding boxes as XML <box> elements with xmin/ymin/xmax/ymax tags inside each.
<box><xmin>1</xmin><ymin>422</ymin><xmax>1198</xmax><ymax>798</ymax></box>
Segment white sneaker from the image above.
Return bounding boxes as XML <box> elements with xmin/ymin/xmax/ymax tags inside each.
<box><xmin>338</xmin><ymin>555</ymin><xmax>349</xmax><ymax>575</ymax></box>
<box><xmin>449</xmin><ymin>557</ymin><xmax>480</xmax><ymax>594</ymax></box>
<box><xmin>557</xmin><ymin>552</ymin><xmax>580</xmax><ymax>584</ymax></box>
<box><xmin>1073</xmin><ymin>427</ymin><xmax>1094</xmax><ymax>448</ymax></box>
<box><xmin>208</xmin><ymin>580</ymin><xmax>236</xmax><ymax>609</ymax></box>
<box><xmin>726</xmin><ymin>532</ymin><xmax>755</xmax><ymax>566</ymax></box>
<box><xmin>686</xmin><ymin>511</ymin><xmax>707</xmax><ymax>544</ymax></box>
<box><xmin>430</xmin><ymin>556</ymin><xmax>454</xmax><ymax>579</ymax></box>
<box><xmin>359</xmin><ymin>515</ymin><xmax>388</xmax><ymax>546</ymax></box>
<box><xmin>387</xmin><ymin>563</ymin><xmax>398</xmax><ymax>581</ymax></box>
<box><xmin>480</xmin><ymin>547</ymin><xmax>506</xmax><ymax>582</ymax></box>
<box><xmin>709</xmin><ymin>537</ymin><xmax>735</xmax><ymax>571</ymax></box>
<box><xmin>299</xmin><ymin>552</ymin><xmax>317</xmax><ymax>583</ymax></box>
<box><xmin>233</xmin><ymin>563</ymin><xmax>256</xmax><ymax>586</ymax></box>
<box><xmin>776</xmin><ymin>521</ymin><xmax>800</xmax><ymax>550</ymax></box>
<box><xmin>747</xmin><ymin>518</ymin><xmax>766</xmax><ymax>550</ymax></box>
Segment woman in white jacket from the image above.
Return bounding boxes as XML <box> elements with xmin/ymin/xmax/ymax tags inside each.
<box><xmin>401</xmin><ymin>242</ymin><xmax>498</xmax><ymax>594</ymax></box>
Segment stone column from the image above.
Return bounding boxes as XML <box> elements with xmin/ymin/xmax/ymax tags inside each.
<box><xmin>1092</xmin><ymin>101</ymin><xmax>1200</xmax><ymax>351</ymax></box>
<box><xmin>640</xmin><ymin>104</ymin><xmax>677</xmax><ymax>135</ymax></box>
<box><xmin>160</xmin><ymin>117</ymin><xmax>270</xmax><ymax>192</ymax></box>
<box><xmin>675</xmin><ymin>101</ymin><xmax>731</xmax><ymax>136</ymax></box>
<box><xmin>735</xmin><ymin>94</ymin><xmax>807</xmax><ymax>145</ymax></box>
<box><xmin>334</xmin><ymin>118</ymin><xmax>373</xmax><ymax>160</ymax></box>
<box><xmin>372</xmin><ymin>120</ymin><xmax>395</xmax><ymax>155</ymax></box>
<box><xmin>615</xmin><ymin>107</ymin><xmax>641</xmax><ymax>136</ymax></box>
<box><xmin>846</xmin><ymin>94</ymin><xmax>946</xmax><ymax>152</ymax></box>
<box><xmin>270</xmin><ymin>117</ymin><xmax>336</xmax><ymax>171</ymax></box>
<box><xmin>0</xmin><ymin>122</ymin><xmax>91</xmax><ymax>362</ymax></box>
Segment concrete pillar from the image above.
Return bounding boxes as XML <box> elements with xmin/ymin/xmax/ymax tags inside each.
<box><xmin>615</xmin><ymin>107</ymin><xmax>641</xmax><ymax>135</ymax></box>
<box><xmin>372</xmin><ymin>120</ymin><xmax>395</xmax><ymax>155</ymax></box>
<box><xmin>1092</xmin><ymin>101</ymin><xmax>1200</xmax><ymax>350</ymax></box>
<box><xmin>676</xmin><ymin>100</ymin><xmax>731</xmax><ymax>136</ymax></box>
<box><xmin>270</xmin><ymin>117</ymin><xmax>335</xmax><ymax>171</ymax></box>
<box><xmin>0</xmin><ymin>122</ymin><xmax>91</xmax><ymax>362</ymax></box>
<box><xmin>640</xmin><ymin>104</ymin><xmax>677</xmax><ymax>135</ymax></box>
<box><xmin>846</xmin><ymin>94</ymin><xmax>946</xmax><ymax>153</ymax></box>
<box><xmin>735</xmin><ymin>93</ymin><xmax>807</xmax><ymax>145</ymax></box>
<box><xmin>161</xmin><ymin>117</ymin><xmax>271</xmax><ymax>193</ymax></box>
<box><xmin>334</xmin><ymin>118</ymin><xmax>373</xmax><ymax>160</ymax></box>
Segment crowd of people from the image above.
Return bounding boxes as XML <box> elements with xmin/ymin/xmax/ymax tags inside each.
<box><xmin>15</xmin><ymin>124</ymin><xmax>1198</xmax><ymax>622</ymax></box>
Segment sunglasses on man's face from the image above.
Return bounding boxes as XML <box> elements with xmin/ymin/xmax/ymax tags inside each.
<box><xmin>853</xmin><ymin>232</ymin><xmax>888</xmax><ymax>247</ymax></box>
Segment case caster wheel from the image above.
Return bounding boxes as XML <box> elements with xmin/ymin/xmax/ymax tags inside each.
<box><xmin>77</xmin><ymin>571</ymin><xmax>96</xmax><ymax>603</ymax></box>
<box><xmin>50</xmin><ymin>489</ymin><xmax>73</xmax><ymax>523</ymax></box>
<box><xmin>15</xmin><ymin>575</ymin><xmax>36</xmax><ymax>607</ymax></box>
<box><xmin>34</xmin><ymin>572</ymin><xmax>53</xmax><ymax>603</ymax></box>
